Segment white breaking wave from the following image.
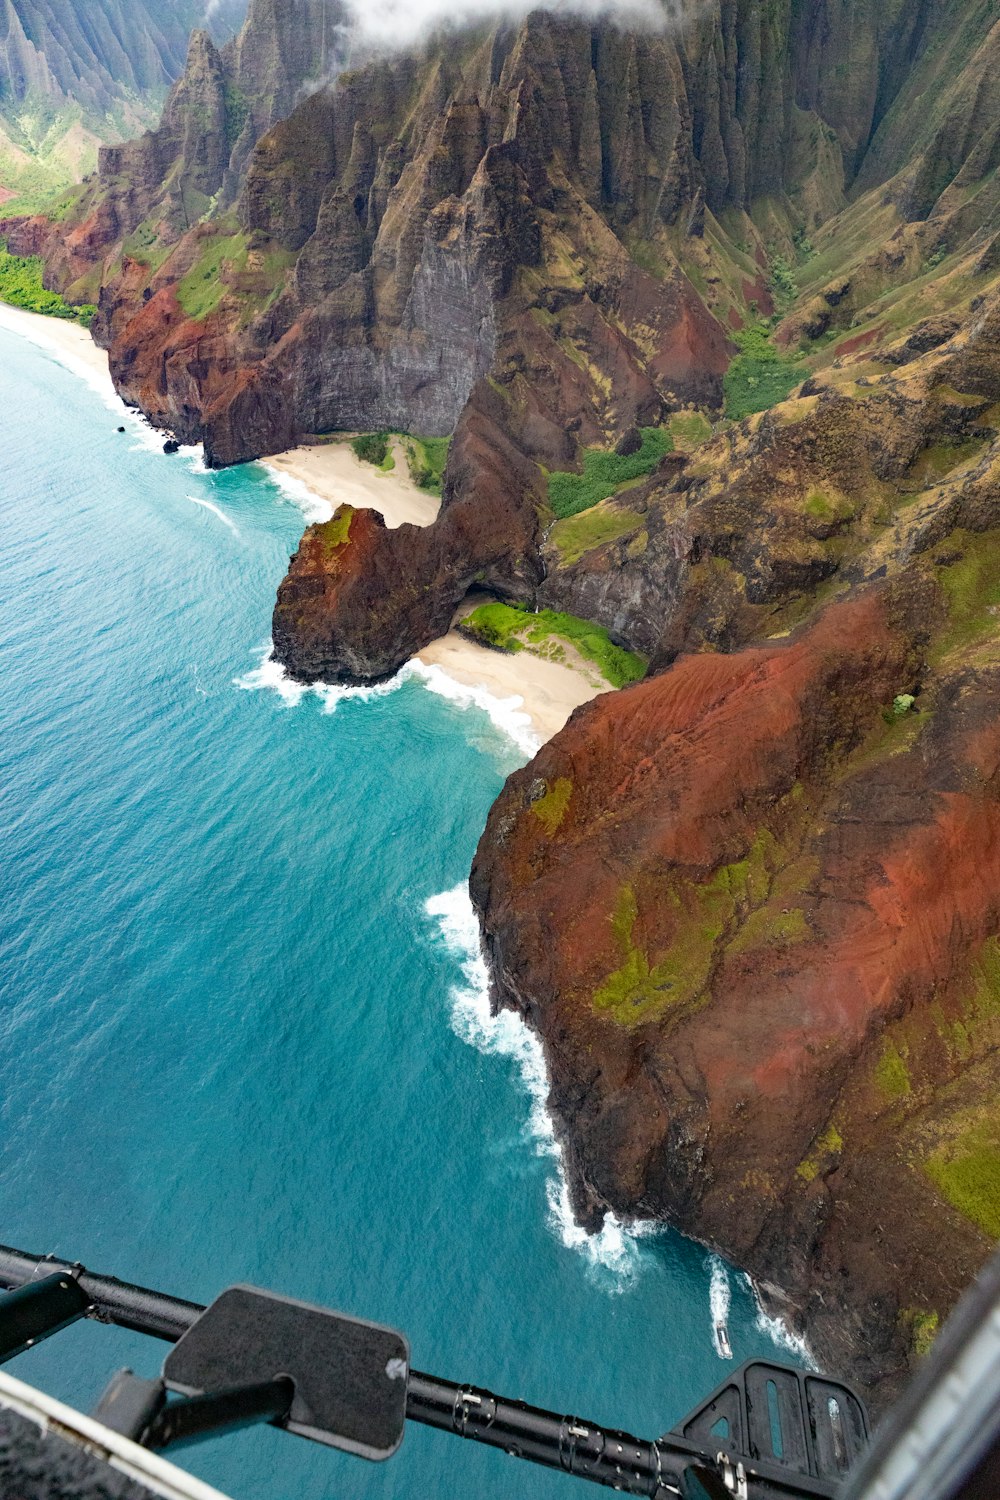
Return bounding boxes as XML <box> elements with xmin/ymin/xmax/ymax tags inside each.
<box><xmin>424</xmin><ymin>883</ymin><xmax>657</xmax><ymax>1286</ymax></box>
<box><xmin>741</xmin><ymin>1273</ymin><xmax>814</xmax><ymax>1365</ymax></box>
<box><xmin>260</xmin><ymin>466</ymin><xmax>334</xmax><ymax>525</ymax></box>
<box><xmin>235</xmin><ymin>645</ymin><xmax>541</xmax><ymax>758</ymax></box>
<box><xmin>234</xmin><ymin>643</ymin><xmax>409</xmax><ymax>712</ymax></box>
<box><xmin>408</xmin><ymin>661</ymin><xmax>539</xmax><ymax>759</ymax></box>
<box><xmin>187</xmin><ymin>495</ymin><xmax>240</xmax><ymax>536</ymax></box>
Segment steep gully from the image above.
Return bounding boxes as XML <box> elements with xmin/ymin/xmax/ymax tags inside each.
<box><xmin>9</xmin><ymin>0</ymin><xmax>1000</xmax><ymax>1403</ymax></box>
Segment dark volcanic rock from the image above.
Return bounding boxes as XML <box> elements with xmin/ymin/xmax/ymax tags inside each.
<box><xmin>471</xmin><ymin>579</ymin><xmax>1000</xmax><ymax>1405</ymax></box>
<box><xmin>273</xmin><ymin>381</ymin><xmax>545</xmax><ymax>678</ymax></box>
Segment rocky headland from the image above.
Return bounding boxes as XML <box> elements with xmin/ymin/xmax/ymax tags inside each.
<box><xmin>7</xmin><ymin>0</ymin><xmax>1000</xmax><ymax>1407</ymax></box>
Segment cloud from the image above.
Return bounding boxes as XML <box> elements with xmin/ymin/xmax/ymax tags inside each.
<box><xmin>341</xmin><ymin>0</ymin><xmax>674</xmax><ymax>53</ymax></box>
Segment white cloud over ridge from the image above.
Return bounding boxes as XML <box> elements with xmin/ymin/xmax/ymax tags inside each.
<box><xmin>342</xmin><ymin>0</ymin><xmax>678</xmax><ymax>53</ymax></box>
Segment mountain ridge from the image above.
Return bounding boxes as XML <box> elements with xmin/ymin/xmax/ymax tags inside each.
<box><xmin>6</xmin><ymin>0</ymin><xmax>1000</xmax><ymax>1405</ymax></box>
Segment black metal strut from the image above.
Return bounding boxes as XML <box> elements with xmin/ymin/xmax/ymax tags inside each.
<box><xmin>0</xmin><ymin>1244</ymin><xmax>853</xmax><ymax>1499</ymax></box>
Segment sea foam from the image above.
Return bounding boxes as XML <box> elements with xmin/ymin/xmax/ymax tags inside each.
<box><xmin>261</xmin><ymin>465</ymin><xmax>334</xmax><ymax>525</ymax></box>
<box><xmin>742</xmin><ymin>1273</ymin><xmax>814</xmax><ymax>1364</ymax></box>
<box><xmin>234</xmin><ymin>643</ymin><xmax>409</xmax><ymax>712</ymax></box>
<box><xmin>424</xmin><ymin>883</ymin><xmax>658</xmax><ymax>1287</ymax></box>
<box><xmin>409</xmin><ymin>661</ymin><xmax>539</xmax><ymax>759</ymax></box>
<box><xmin>235</xmin><ymin>644</ymin><xmax>541</xmax><ymax>761</ymax></box>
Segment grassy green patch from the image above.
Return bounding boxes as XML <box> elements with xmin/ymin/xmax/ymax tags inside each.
<box><xmin>532</xmin><ymin>778</ymin><xmax>572</xmax><ymax>835</ymax></box>
<box><xmin>176</xmin><ymin>231</ymin><xmax>249</xmax><ymax>321</ymax></box>
<box><xmin>352</xmin><ymin>432</ymin><xmax>390</xmax><ymax>467</ymax></box>
<box><xmin>593</xmin><ymin>877</ymin><xmax>730</xmax><ymax>1026</ymax></box>
<box><xmin>797</xmin><ymin>1122</ymin><xmax>844</xmax><ymax>1183</ymax></box>
<box><xmin>549</xmin><ymin>503</ymin><xmax>643</xmax><ymax>566</ymax></box>
<box><xmin>121</xmin><ymin>218</ymin><xmax>174</xmax><ymax>275</ymax></box>
<box><xmin>317</xmin><ymin>505</ymin><xmax>354</xmax><ymax>555</ymax></box>
<box><xmin>0</xmin><ymin>245</ymin><xmax>95</xmax><ymax>324</ymax></box>
<box><xmin>730</xmin><ymin>904</ymin><xmax>808</xmax><ymax>956</ymax></box>
<box><xmin>724</xmin><ymin>325</ymin><xmax>803</xmax><ymax>421</ymax></box>
<box><xmin>405</xmin><ymin>436</ymin><xmax>450</xmax><ymax>494</ymax></box>
<box><xmin>905</xmin><ymin>439</ymin><xmax>987</xmax><ymax>490</ymax></box>
<box><xmin>669</xmin><ymin>411</ymin><xmax>713</xmax><ymax>450</ymax></box>
<box><xmin>934</xmin><ymin>530</ymin><xmax>1000</xmax><ymax>658</ymax></box>
<box><xmin>806</xmin><ymin>490</ymin><xmax>835</xmax><ymax>519</ymax></box>
<box><xmin>593</xmin><ymin>828</ymin><xmax>815</xmax><ymax>1026</ymax></box>
<box><xmin>462</xmin><ymin>602</ymin><xmax>645</xmax><ymax>689</ymax></box>
<box><xmin>925</xmin><ymin>1118</ymin><xmax>1000</xmax><ymax>1238</ymax></box>
<box><xmin>904</xmin><ymin>1309</ymin><xmax>939</xmax><ymax>1359</ymax></box>
<box><xmin>547</xmin><ymin>428</ymin><xmax>673</xmax><ymax>519</ymax></box>
<box><xmin>875</xmin><ymin>1042</ymin><xmax>912</xmax><ymax>1100</ymax></box>
<box><xmin>967</xmin><ymin>938</ymin><xmax>1000</xmax><ymax>1026</ymax></box>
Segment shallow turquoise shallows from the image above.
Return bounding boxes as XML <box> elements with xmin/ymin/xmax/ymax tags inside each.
<box><xmin>0</xmin><ymin>325</ymin><xmax>794</xmax><ymax>1500</ymax></box>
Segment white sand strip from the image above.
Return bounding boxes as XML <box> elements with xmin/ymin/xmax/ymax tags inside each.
<box><xmin>0</xmin><ymin>303</ymin><xmax>605</xmax><ymax>745</ymax></box>
<box><xmin>0</xmin><ymin>302</ymin><xmax>115</xmax><ymax>399</ymax></box>
<box><xmin>263</xmin><ymin>436</ymin><xmax>440</xmax><ymax>530</ymax></box>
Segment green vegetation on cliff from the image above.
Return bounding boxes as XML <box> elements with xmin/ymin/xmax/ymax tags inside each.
<box><xmin>532</xmin><ymin>778</ymin><xmax>572</xmax><ymax>835</ymax></box>
<box><xmin>177</xmin><ymin>231</ymin><xmax>249</xmax><ymax>321</ymax></box>
<box><xmin>0</xmin><ymin>245</ymin><xmax>95</xmax><ymax>324</ymax></box>
<box><xmin>462</xmin><ymin>602</ymin><xmax>645</xmax><ymax>689</ymax></box>
<box><xmin>352</xmin><ymin>433</ymin><xmax>392</xmax><ymax>469</ymax></box>
<box><xmin>925</xmin><ymin>1118</ymin><xmax>1000</xmax><ymax>1239</ymax></box>
<box><xmin>317</xmin><ymin>506</ymin><xmax>353</xmax><ymax>555</ymax></box>
<box><xmin>547</xmin><ymin>428</ymin><xmax>673</xmax><ymax>519</ymax></box>
<box><xmin>876</xmin><ymin>1042</ymin><xmax>912</xmax><ymax>1100</ymax></box>
<box><xmin>594</xmin><ymin>875</ymin><xmax>734</xmax><ymax>1025</ymax></box>
<box><xmin>405</xmin><ymin>436</ymin><xmax>450</xmax><ymax>494</ymax></box>
<box><xmin>934</xmin><ymin>530</ymin><xmax>1000</xmax><ymax>658</ymax></box>
<box><xmin>669</xmin><ymin>411</ymin><xmax>713</xmax><ymax>449</ymax></box>
<box><xmin>724</xmin><ymin>325</ymin><xmax>803</xmax><ymax>420</ymax></box>
<box><xmin>905</xmin><ymin>1309</ymin><xmax>940</xmax><ymax>1359</ymax></box>
<box><xmin>593</xmin><ymin>829</ymin><xmax>814</xmax><ymax>1027</ymax></box>
<box><xmin>549</xmin><ymin>503</ymin><xmax>643</xmax><ymax>565</ymax></box>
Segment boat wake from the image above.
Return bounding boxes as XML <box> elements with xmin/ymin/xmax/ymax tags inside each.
<box><xmin>187</xmin><ymin>495</ymin><xmax>240</xmax><ymax>536</ymax></box>
<box><xmin>708</xmin><ymin>1255</ymin><xmax>733</xmax><ymax>1359</ymax></box>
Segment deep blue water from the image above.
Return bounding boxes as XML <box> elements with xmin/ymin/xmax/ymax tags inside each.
<box><xmin>0</xmin><ymin>322</ymin><xmax>793</xmax><ymax>1500</ymax></box>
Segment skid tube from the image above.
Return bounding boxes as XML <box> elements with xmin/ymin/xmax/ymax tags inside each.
<box><xmin>0</xmin><ymin>1243</ymin><xmax>848</xmax><ymax>1499</ymax></box>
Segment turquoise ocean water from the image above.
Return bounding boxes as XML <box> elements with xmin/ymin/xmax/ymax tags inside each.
<box><xmin>0</xmin><ymin>322</ymin><xmax>795</xmax><ymax>1500</ymax></box>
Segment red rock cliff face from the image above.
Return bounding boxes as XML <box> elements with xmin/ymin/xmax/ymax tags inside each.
<box><xmin>471</xmin><ymin>574</ymin><xmax>1000</xmax><ymax>1402</ymax></box>
<box><xmin>15</xmin><ymin>0</ymin><xmax>1000</xmax><ymax>1402</ymax></box>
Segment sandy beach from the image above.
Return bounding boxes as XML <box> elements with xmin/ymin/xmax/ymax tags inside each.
<box><xmin>265</xmin><ymin>437</ymin><xmax>607</xmax><ymax>744</ymax></box>
<box><xmin>0</xmin><ymin>302</ymin><xmax>114</xmax><ymax>393</ymax></box>
<box><xmin>1</xmin><ymin>302</ymin><xmax>605</xmax><ymax>746</ymax></box>
<box><xmin>416</xmin><ymin>632</ymin><xmax>606</xmax><ymax>745</ymax></box>
<box><xmin>263</xmin><ymin>437</ymin><xmax>440</xmax><ymax>529</ymax></box>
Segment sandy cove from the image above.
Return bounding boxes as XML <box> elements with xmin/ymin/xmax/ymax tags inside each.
<box><xmin>0</xmin><ymin>302</ymin><xmax>113</xmax><ymax>389</ymax></box>
<box><xmin>264</xmin><ymin>437</ymin><xmax>440</xmax><ymax>528</ymax></box>
<box><xmin>0</xmin><ymin>304</ymin><xmax>606</xmax><ymax>745</ymax></box>
<box><xmin>263</xmin><ymin>438</ymin><xmax>607</xmax><ymax>745</ymax></box>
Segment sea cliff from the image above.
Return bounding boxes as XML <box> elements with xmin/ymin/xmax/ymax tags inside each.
<box><xmin>8</xmin><ymin>0</ymin><xmax>1000</xmax><ymax>1405</ymax></box>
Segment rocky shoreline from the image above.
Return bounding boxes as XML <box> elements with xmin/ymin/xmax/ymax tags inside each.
<box><xmin>10</xmin><ymin>0</ymin><xmax>1000</xmax><ymax>1406</ymax></box>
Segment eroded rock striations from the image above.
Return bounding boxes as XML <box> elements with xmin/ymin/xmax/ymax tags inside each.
<box><xmin>473</xmin><ymin>296</ymin><xmax>1000</xmax><ymax>1404</ymax></box>
<box><xmin>11</xmin><ymin>0</ymin><xmax>1000</xmax><ymax>1402</ymax></box>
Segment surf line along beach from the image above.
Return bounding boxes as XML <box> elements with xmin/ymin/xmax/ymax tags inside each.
<box><xmin>0</xmin><ymin>298</ymin><xmax>606</xmax><ymax>749</ymax></box>
<box><xmin>263</xmin><ymin>436</ymin><xmax>608</xmax><ymax>746</ymax></box>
